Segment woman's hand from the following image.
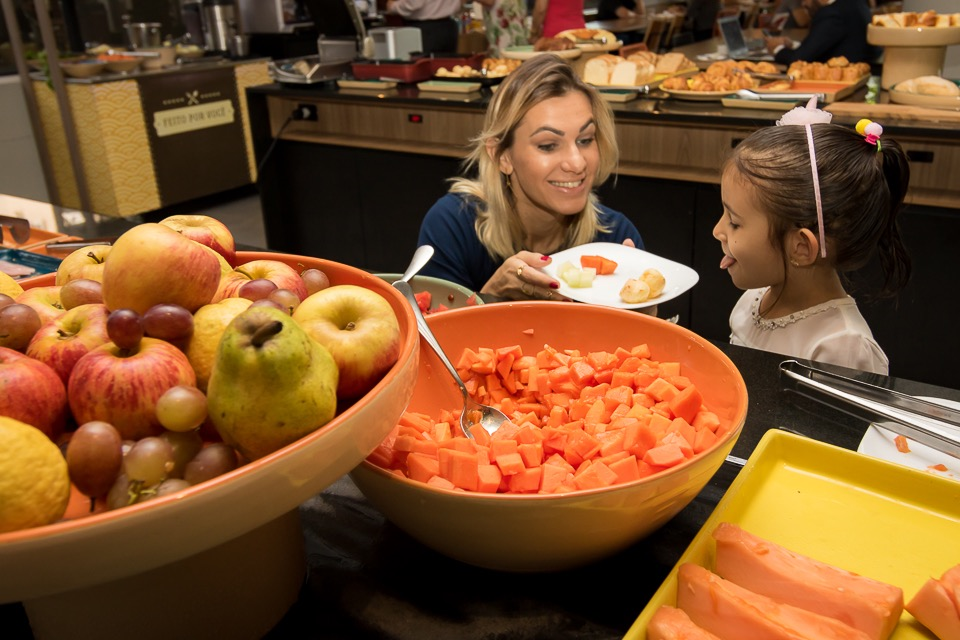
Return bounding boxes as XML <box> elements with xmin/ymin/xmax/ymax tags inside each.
<box><xmin>481</xmin><ymin>251</ymin><xmax>568</xmax><ymax>301</ymax></box>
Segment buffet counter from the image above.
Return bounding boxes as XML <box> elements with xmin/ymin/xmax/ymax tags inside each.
<box><xmin>245</xmin><ymin>79</ymin><xmax>960</xmax><ymax>389</ymax></box>
<box><xmin>31</xmin><ymin>58</ymin><xmax>272</xmax><ymax>218</ymax></box>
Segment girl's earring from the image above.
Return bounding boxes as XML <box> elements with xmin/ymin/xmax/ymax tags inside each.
<box><xmin>503</xmin><ymin>173</ymin><xmax>511</xmax><ymax>188</ymax></box>
<box><xmin>790</xmin><ymin>259</ymin><xmax>800</xmax><ymax>267</ymax></box>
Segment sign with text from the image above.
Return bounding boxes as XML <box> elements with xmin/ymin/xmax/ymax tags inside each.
<box><xmin>139</xmin><ymin>67</ymin><xmax>251</xmax><ymax>207</ymax></box>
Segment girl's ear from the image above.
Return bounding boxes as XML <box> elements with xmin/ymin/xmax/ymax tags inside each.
<box><xmin>788</xmin><ymin>228</ymin><xmax>821</xmax><ymax>267</ymax></box>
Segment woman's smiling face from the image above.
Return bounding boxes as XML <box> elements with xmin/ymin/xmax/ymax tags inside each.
<box><xmin>498</xmin><ymin>91</ymin><xmax>599</xmax><ymax>220</ymax></box>
<box><xmin>714</xmin><ymin>166</ymin><xmax>787</xmax><ymax>291</ymax></box>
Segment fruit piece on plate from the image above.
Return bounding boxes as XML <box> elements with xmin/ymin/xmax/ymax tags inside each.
<box><xmin>557</xmin><ymin>261</ymin><xmax>596</xmax><ymax>288</ymax></box>
<box><xmin>620</xmin><ymin>278</ymin><xmax>650</xmax><ymax>303</ymax></box>
<box><xmin>712</xmin><ymin>522</ymin><xmax>903</xmax><ymax>640</ymax></box>
<box><xmin>648</xmin><ymin>605</ymin><xmax>722</xmax><ymax>640</ymax></box>
<box><xmin>905</xmin><ymin>563</ymin><xmax>960</xmax><ymax>640</ymax></box>
<box><xmin>579</xmin><ymin>254</ymin><xmax>618</xmax><ymax>275</ymax></box>
<box><xmin>676</xmin><ymin>562</ymin><xmax>872</xmax><ymax>640</ymax></box>
<box><xmin>642</xmin><ymin>268</ymin><xmax>666</xmax><ymax>298</ymax></box>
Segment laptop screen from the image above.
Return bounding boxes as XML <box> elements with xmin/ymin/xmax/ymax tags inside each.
<box><xmin>717</xmin><ymin>15</ymin><xmax>748</xmax><ymax>54</ymax></box>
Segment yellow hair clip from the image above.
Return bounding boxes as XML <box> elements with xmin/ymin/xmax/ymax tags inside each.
<box><xmin>856</xmin><ymin>118</ymin><xmax>883</xmax><ymax>151</ymax></box>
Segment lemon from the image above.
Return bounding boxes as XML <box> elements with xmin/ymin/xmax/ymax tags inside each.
<box><xmin>186</xmin><ymin>297</ymin><xmax>252</xmax><ymax>391</ymax></box>
<box><xmin>0</xmin><ymin>416</ymin><xmax>71</xmax><ymax>533</ymax></box>
<box><xmin>0</xmin><ymin>271</ymin><xmax>24</xmax><ymax>299</ymax></box>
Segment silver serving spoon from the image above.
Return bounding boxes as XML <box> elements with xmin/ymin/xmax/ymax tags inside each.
<box><xmin>399</xmin><ymin>244</ymin><xmax>434</xmax><ymax>283</ymax></box>
<box><xmin>392</xmin><ymin>275</ymin><xmax>508</xmax><ymax>439</ymax></box>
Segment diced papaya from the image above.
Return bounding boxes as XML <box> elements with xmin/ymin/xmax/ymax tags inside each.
<box><xmin>677</xmin><ymin>563</ymin><xmax>872</xmax><ymax>640</ymax></box>
<box><xmin>712</xmin><ymin>522</ymin><xmax>903</xmax><ymax>640</ymax></box>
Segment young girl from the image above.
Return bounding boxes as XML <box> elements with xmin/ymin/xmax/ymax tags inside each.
<box><xmin>713</xmin><ymin>99</ymin><xmax>911</xmax><ymax>374</ymax></box>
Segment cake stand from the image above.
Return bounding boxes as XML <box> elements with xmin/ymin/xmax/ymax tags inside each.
<box><xmin>867</xmin><ymin>25</ymin><xmax>960</xmax><ymax>89</ymax></box>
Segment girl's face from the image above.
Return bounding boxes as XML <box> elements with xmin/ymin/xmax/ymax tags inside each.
<box><xmin>713</xmin><ymin>167</ymin><xmax>786</xmax><ymax>291</ymax></box>
<box><xmin>498</xmin><ymin>91</ymin><xmax>599</xmax><ymax>221</ymax></box>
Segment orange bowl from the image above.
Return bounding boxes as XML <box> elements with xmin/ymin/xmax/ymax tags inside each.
<box><xmin>350</xmin><ymin>302</ymin><xmax>747</xmax><ymax>572</ymax></box>
<box><xmin>1</xmin><ymin>252</ymin><xmax>418</xmax><ymax>635</ymax></box>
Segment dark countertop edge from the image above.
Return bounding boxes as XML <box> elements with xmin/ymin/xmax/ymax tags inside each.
<box><xmin>247</xmin><ymin>82</ymin><xmax>960</xmax><ymax>138</ymax></box>
<box><xmin>34</xmin><ymin>57</ymin><xmax>271</xmax><ymax>86</ymax></box>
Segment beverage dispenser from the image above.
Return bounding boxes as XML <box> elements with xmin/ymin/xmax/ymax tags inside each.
<box><xmin>202</xmin><ymin>0</ymin><xmax>238</xmax><ymax>52</ymax></box>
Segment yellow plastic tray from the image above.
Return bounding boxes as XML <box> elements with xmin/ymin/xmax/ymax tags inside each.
<box><xmin>625</xmin><ymin>430</ymin><xmax>960</xmax><ymax>639</ymax></box>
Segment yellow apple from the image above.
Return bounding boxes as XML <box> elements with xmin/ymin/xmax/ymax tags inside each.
<box><xmin>55</xmin><ymin>244</ymin><xmax>112</xmax><ymax>285</ymax></box>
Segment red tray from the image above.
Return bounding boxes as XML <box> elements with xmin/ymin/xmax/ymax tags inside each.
<box><xmin>351</xmin><ymin>58</ymin><xmax>433</xmax><ymax>83</ymax></box>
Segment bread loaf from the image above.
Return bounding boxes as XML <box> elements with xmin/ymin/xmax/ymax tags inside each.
<box><xmin>895</xmin><ymin>75</ymin><xmax>960</xmax><ymax>97</ymax></box>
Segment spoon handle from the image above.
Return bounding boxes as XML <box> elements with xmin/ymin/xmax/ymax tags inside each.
<box><xmin>392</xmin><ymin>280</ymin><xmax>470</xmax><ymax>400</ymax></box>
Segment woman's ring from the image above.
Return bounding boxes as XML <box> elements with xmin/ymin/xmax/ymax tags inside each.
<box><xmin>517</xmin><ymin>265</ymin><xmax>526</xmax><ymax>279</ymax></box>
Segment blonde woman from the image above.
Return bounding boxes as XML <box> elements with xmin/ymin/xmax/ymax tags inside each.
<box><xmin>416</xmin><ymin>55</ymin><xmax>644</xmax><ymax>301</ymax></box>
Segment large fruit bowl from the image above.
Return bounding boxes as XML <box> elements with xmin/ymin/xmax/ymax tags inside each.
<box><xmin>350</xmin><ymin>302</ymin><xmax>748</xmax><ymax>573</ymax></box>
<box><xmin>1</xmin><ymin>252</ymin><xmax>419</xmax><ymax>638</ymax></box>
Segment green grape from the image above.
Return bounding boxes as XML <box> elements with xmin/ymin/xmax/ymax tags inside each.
<box><xmin>156</xmin><ymin>385</ymin><xmax>208</xmax><ymax>433</ymax></box>
<box><xmin>123</xmin><ymin>436</ymin><xmax>175</xmax><ymax>487</ymax></box>
<box><xmin>160</xmin><ymin>429</ymin><xmax>203</xmax><ymax>479</ymax></box>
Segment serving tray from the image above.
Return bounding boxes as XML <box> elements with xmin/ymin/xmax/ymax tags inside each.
<box><xmin>625</xmin><ymin>430</ymin><xmax>960</xmax><ymax>639</ymax></box>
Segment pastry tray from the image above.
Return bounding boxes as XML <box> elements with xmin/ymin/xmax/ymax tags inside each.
<box><xmin>624</xmin><ymin>430</ymin><xmax>960</xmax><ymax>639</ymax></box>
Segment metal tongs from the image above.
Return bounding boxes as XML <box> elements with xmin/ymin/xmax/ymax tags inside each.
<box><xmin>736</xmin><ymin>89</ymin><xmax>825</xmax><ymax>102</ymax></box>
<box><xmin>779</xmin><ymin>360</ymin><xmax>960</xmax><ymax>459</ymax></box>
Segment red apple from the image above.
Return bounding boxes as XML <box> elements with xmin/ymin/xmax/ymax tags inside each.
<box><xmin>101</xmin><ymin>223</ymin><xmax>221</xmax><ymax>314</ymax></box>
<box><xmin>0</xmin><ymin>345</ymin><xmax>68</xmax><ymax>439</ymax></box>
<box><xmin>68</xmin><ymin>337</ymin><xmax>198</xmax><ymax>440</ymax></box>
<box><xmin>26</xmin><ymin>303</ymin><xmax>111</xmax><ymax>385</ymax></box>
<box><xmin>159</xmin><ymin>214</ymin><xmax>237</xmax><ymax>267</ymax></box>
<box><xmin>292</xmin><ymin>284</ymin><xmax>400</xmax><ymax>398</ymax></box>
<box><xmin>55</xmin><ymin>244</ymin><xmax>112</xmax><ymax>285</ymax></box>
<box><xmin>214</xmin><ymin>259</ymin><xmax>308</xmax><ymax>302</ymax></box>
<box><xmin>15</xmin><ymin>285</ymin><xmax>64</xmax><ymax>325</ymax></box>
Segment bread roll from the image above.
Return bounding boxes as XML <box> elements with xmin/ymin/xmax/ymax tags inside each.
<box><xmin>896</xmin><ymin>75</ymin><xmax>960</xmax><ymax>96</ymax></box>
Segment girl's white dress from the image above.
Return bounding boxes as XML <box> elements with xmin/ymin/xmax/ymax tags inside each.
<box><xmin>729</xmin><ymin>287</ymin><xmax>889</xmax><ymax>375</ymax></box>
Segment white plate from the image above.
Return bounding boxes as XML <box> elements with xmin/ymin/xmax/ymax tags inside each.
<box><xmin>543</xmin><ymin>242</ymin><xmax>699</xmax><ymax>309</ymax></box>
<box><xmin>858</xmin><ymin>396</ymin><xmax>960</xmax><ymax>481</ymax></box>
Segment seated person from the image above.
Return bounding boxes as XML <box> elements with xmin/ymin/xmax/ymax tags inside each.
<box><xmin>764</xmin><ymin>0</ymin><xmax>881</xmax><ymax>64</ymax></box>
<box><xmin>417</xmin><ymin>54</ymin><xmax>646</xmax><ymax>303</ymax></box>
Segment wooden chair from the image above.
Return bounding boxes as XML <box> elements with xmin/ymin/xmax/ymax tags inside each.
<box><xmin>643</xmin><ymin>14</ymin><xmax>676</xmax><ymax>53</ymax></box>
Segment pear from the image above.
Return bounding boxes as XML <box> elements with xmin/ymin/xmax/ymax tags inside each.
<box><xmin>207</xmin><ymin>306</ymin><xmax>338</xmax><ymax>460</ymax></box>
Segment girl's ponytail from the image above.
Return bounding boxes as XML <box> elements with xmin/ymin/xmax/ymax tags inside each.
<box><xmin>875</xmin><ymin>140</ymin><xmax>911</xmax><ymax>297</ymax></box>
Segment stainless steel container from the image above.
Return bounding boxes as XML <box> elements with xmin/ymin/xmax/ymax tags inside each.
<box><xmin>125</xmin><ymin>21</ymin><xmax>162</xmax><ymax>49</ymax></box>
<box><xmin>202</xmin><ymin>0</ymin><xmax>238</xmax><ymax>52</ymax></box>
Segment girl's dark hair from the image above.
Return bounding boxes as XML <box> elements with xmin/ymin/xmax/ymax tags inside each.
<box><xmin>726</xmin><ymin>124</ymin><xmax>912</xmax><ymax>297</ymax></box>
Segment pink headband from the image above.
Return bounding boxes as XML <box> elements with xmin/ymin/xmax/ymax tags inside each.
<box><xmin>803</xmin><ymin>124</ymin><xmax>826</xmax><ymax>258</ymax></box>
<box><xmin>777</xmin><ymin>97</ymin><xmax>832</xmax><ymax>259</ymax></box>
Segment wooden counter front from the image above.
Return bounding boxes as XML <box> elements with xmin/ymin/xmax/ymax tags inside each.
<box><xmin>34</xmin><ymin>59</ymin><xmax>271</xmax><ymax>217</ymax></box>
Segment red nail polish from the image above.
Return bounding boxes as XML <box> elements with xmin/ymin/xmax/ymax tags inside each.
<box><xmin>549</xmin><ymin>282</ymin><xmax>559</xmax><ymax>289</ymax></box>
<box><xmin>540</xmin><ymin>255</ymin><xmax>550</xmax><ymax>261</ymax></box>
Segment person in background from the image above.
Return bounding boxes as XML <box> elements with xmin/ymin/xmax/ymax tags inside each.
<box><xmin>529</xmin><ymin>0</ymin><xmax>586</xmax><ymax>40</ymax></box>
<box><xmin>683</xmin><ymin>0</ymin><xmax>720</xmax><ymax>42</ymax></box>
<box><xmin>417</xmin><ymin>54</ymin><xmax>645</xmax><ymax>301</ymax></box>
<box><xmin>596</xmin><ymin>0</ymin><xmax>645</xmax><ymax>21</ymax></box>
<box><xmin>713</xmin><ymin>99</ymin><xmax>911</xmax><ymax>374</ymax></box>
<box><xmin>385</xmin><ymin>0</ymin><xmax>463</xmax><ymax>54</ymax></box>
<box><xmin>475</xmin><ymin>0</ymin><xmax>529</xmax><ymax>56</ymax></box>
<box><xmin>596</xmin><ymin>0</ymin><xmax>646</xmax><ymax>44</ymax></box>
<box><xmin>764</xmin><ymin>0</ymin><xmax>880</xmax><ymax>64</ymax></box>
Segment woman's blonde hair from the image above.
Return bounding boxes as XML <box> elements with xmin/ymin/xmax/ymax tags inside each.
<box><xmin>449</xmin><ymin>54</ymin><xmax>620</xmax><ymax>261</ymax></box>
